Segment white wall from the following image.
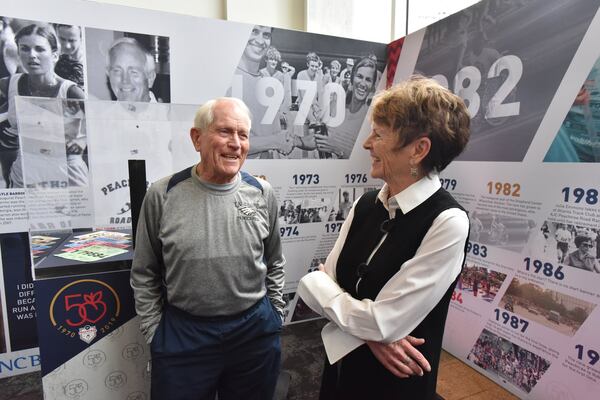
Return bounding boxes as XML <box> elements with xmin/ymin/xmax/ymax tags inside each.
<box><xmin>226</xmin><ymin>0</ymin><xmax>305</xmax><ymax>30</ymax></box>
<box><xmin>87</xmin><ymin>0</ymin><xmax>226</xmax><ymax>19</ymax></box>
<box><xmin>306</xmin><ymin>0</ymin><xmax>393</xmax><ymax>43</ymax></box>
<box><xmin>89</xmin><ymin>0</ymin><xmax>481</xmax><ymax>41</ymax></box>
<box><xmin>88</xmin><ymin>0</ymin><xmax>305</xmax><ymax>28</ymax></box>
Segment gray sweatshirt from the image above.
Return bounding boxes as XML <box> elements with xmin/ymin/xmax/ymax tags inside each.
<box><xmin>130</xmin><ymin>165</ymin><xmax>286</xmax><ymax>342</ymax></box>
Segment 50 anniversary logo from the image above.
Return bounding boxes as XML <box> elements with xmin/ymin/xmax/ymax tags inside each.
<box><xmin>50</xmin><ymin>279</ymin><xmax>121</xmax><ymax>344</ymax></box>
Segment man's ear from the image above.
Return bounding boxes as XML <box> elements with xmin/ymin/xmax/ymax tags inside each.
<box><xmin>190</xmin><ymin>127</ymin><xmax>201</xmax><ymax>151</ymax></box>
<box><xmin>147</xmin><ymin>71</ymin><xmax>157</xmax><ymax>88</ymax></box>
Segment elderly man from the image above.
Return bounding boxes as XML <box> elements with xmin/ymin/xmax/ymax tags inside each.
<box><xmin>106</xmin><ymin>37</ymin><xmax>156</xmax><ymax>102</ymax></box>
<box><xmin>131</xmin><ymin>97</ymin><xmax>286</xmax><ymax>399</ymax></box>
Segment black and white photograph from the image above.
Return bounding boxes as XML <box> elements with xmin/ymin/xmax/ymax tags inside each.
<box><xmin>335</xmin><ymin>186</ymin><xmax>378</xmax><ymax>221</ymax></box>
<box><xmin>498</xmin><ymin>278</ymin><xmax>596</xmax><ymax>336</ymax></box>
<box><xmin>467</xmin><ymin>329</ymin><xmax>551</xmax><ymax>394</ymax></box>
<box><xmin>85</xmin><ymin>28</ymin><xmax>170</xmax><ymax>103</ymax></box>
<box><xmin>16</xmin><ymin>97</ymin><xmax>88</xmax><ymax>189</ymax></box>
<box><xmin>278</xmin><ymin>196</ymin><xmax>335</xmax><ymax>225</ymax></box>
<box><xmin>414</xmin><ymin>0</ymin><xmax>598</xmax><ymax>161</ymax></box>
<box><xmin>468</xmin><ymin>211</ymin><xmax>532</xmax><ymax>253</ymax></box>
<box><xmin>531</xmin><ymin>221</ymin><xmax>600</xmax><ymax>273</ymax></box>
<box><xmin>0</xmin><ymin>19</ymin><xmax>86</xmax><ymax>188</ymax></box>
<box><xmin>230</xmin><ymin>25</ymin><xmax>386</xmax><ymax>159</ymax></box>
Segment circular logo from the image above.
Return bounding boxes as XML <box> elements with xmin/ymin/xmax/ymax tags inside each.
<box><xmin>122</xmin><ymin>343</ymin><xmax>144</xmax><ymax>361</ymax></box>
<box><xmin>105</xmin><ymin>370</ymin><xmax>127</xmax><ymax>390</ymax></box>
<box><xmin>64</xmin><ymin>379</ymin><xmax>88</xmax><ymax>398</ymax></box>
<box><xmin>50</xmin><ymin>279</ymin><xmax>120</xmax><ymax>342</ymax></box>
<box><xmin>82</xmin><ymin>349</ymin><xmax>107</xmax><ymax>369</ymax></box>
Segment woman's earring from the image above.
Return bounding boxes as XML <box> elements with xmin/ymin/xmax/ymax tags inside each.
<box><xmin>410</xmin><ymin>162</ymin><xmax>418</xmax><ymax>177</ymax></box>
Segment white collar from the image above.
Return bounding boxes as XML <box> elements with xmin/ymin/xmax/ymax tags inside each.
<box><xmin>376</xmin><ymin>173</ymin><xmax>441</xmax><ymax>217</ymax></box>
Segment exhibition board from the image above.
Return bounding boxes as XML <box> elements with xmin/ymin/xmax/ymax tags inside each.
<box><xmin>0</xmin><ymin>0</ymin><xmax>599</xmax><ymax>399</ymax></box>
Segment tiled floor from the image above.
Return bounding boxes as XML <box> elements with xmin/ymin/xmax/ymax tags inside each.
<box><xmin>437</xmin><ymin>351</ymin><xmax>519</xmax><ymax>400</ymax></box>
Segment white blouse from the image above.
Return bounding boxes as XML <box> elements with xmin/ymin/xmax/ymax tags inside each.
<box><xmin>297</xmin><ymin>174</ymin><xmax>469</xmax><ymax>364</ymax></box>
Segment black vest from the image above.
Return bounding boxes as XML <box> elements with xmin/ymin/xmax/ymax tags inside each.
<box><xmin>334</xmin><ymin>187</ymin><xmax>468</xmax><ymax>398</ymax></box>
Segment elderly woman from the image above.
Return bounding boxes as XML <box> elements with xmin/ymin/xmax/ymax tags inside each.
<box><xmin>298</xmin><ymin>76</ymin><xmax>471</xmax><ymax>399</ymax></box>
<box><xmin>0</xmin><ymin>23</ymin><xmax>85</xmax><ymax>188</ymax></box>
<box><xmin>564</xmin><ymin>235</ymin><xmax>600</xmax><ymax>273</ymax></box>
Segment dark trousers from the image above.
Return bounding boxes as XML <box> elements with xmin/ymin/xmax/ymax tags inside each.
<box><xmin>151</xmin><ymin>296</ymin><xmax>282</xmax><ymax>400</ymax></box>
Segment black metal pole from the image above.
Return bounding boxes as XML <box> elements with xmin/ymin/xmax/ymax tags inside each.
<box><xmin>128</xmin><ymin>160</ymin><xmax>147</xmax><ymax>248</ymax></box>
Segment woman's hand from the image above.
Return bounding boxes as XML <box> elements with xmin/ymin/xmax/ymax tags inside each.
<box><xmin>366</xmin><ymin>336</ymin><xmax>431</xmax><ymax>378</ymax></box>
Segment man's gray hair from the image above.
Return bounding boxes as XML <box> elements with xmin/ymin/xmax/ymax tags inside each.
<box><xmin>107</xmin><ymin>37</ymin><xmax>155</xmax><ymax>76</ymax></box>
<box><xmin>194</xmin><ymin>97</ymin><xmax>252</xmax><ymax>131</ymax></box>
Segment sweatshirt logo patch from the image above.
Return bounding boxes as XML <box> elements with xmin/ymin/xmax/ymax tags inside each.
<box><xmin>235</xmin><ymin>201</ymin><xmax>259</xmax><ymax>220</ymax></box>
<box><xmin>235</xmin><ymin>201</ymin><xmax>258</xmax><ymax>220</ymax></box>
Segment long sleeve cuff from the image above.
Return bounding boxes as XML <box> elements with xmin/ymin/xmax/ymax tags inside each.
<box><xmin>321</xmin><ymin>322</ymin><xmax>364</xmax><ymax>364</ymax></box>
<box><xmin>297</xmin><ymin>271</ymin><xmax>344</xmax><ymax>316</ymax></box>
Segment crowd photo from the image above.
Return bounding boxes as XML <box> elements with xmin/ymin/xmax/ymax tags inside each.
<box><xmin>468</xmin><ymin>329</ymin><xmax>551</xmax><ymax>394</ymax></box>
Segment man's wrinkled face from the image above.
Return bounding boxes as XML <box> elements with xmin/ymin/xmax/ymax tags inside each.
<box><xmin>192</xmin><ymin>101</ymin><xmax>250</xmax><ymax>184</ymax></box>
<box><xmin>108</xmin><ymin>43</ymin><xmax>154</xmax><ymax>102</ymax></box>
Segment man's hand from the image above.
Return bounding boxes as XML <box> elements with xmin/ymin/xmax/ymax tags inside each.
<box><xmin>274</xmin><ymin>133</ymin><xmax>294</xmax><ymax>156</ymax></box>
<box><xmin>366</xmin><ymin>336</ymin><xmax>431</xmax><ymax>378</ymax></box>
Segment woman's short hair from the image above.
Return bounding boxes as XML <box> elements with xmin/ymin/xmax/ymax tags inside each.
<box><xmin>306</xmin><ymin>52</ymin><xmax>320</xmax><ymax>64</ymax></box>
<box><xmin>15</xmin><ymin>23</ymin><xmax>59</xmax><ymax>53</ymax></box>
<box><xmin>371</xmin><ymin>75</ymin><xmax>470</xmax><ymax>173</ymax></box>
<box><xmin>194</xmin><ymin>97</ymin><xmax>251</xmax><ymax>131</ymax></box>
<box><xmin>265</xmin><ymin>46</ymin><xmax>281</xmax><ymax>62</ymax></box>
